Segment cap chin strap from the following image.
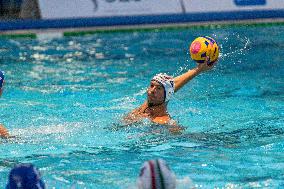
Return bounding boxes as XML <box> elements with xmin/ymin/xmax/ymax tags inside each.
<box><xmin>148</xmin><ymin>101</ymin><xmax>165</xmax><ymax>108</ymax></box>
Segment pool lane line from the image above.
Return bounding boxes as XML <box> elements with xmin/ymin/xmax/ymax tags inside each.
<box><xmin>0</xmin><ymin>33</ymin><xmax>36</xmax><ymax>39</ymax></box>
<box><xmin>63</xmin><ymin>21</ymin><xmax>284</xmax><ymax>36</ymax></box>
<box><xmin>1</xmin><ymin>20</ymin><xmax>284</xmax><ymax>39</ymax></box>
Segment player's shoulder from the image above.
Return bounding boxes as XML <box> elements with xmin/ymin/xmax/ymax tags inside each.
<box><xmin>152</xmin><ymin>115</ymin><xmax>171</xmax><ymax>125</ymax></box>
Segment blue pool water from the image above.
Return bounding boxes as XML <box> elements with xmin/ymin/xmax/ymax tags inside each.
<box><xmin>0</xmin><ymin>25</ymin><xmax>283</xmax><ymax>188</ymax></box>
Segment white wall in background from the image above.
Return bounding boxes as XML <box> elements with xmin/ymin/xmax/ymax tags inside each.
<box><xmin>182</xmin><ymin>0</ymin><xmax>284</xmax><ymax>13</ymax></box>
<box><xmin>38</xmin><ymin>0</ymin><xmax>183</xmax><ymax>19</ymax></box>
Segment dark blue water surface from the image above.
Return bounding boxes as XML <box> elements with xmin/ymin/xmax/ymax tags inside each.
<box><xmin>0</xmin><ymin>25</ymin><xmax>283</xmax><ymax>188</ymax></box>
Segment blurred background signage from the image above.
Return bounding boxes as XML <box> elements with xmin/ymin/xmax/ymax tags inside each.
<box><xmin>38</xmin><ymin>0</ymin><xmax>183</xmax><ymax>19</ymax></box>
<box><xmin>234</xmin><ymin>0</ymin><xmax>266</xmax><ymax>6</ymax></box>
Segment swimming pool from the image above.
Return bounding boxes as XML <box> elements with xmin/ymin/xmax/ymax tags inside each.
<box><xmin>0</xmin><ymin>24</ymin><xmax>283</xmax><ymax>188</ymax></box>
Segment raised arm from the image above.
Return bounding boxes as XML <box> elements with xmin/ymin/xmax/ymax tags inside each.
<box><xmin>174</xmin><ymin>59</ymin><xmax>214</xmax><ymax>92</ymax></box>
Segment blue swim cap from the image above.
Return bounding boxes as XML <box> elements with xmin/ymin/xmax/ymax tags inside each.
<box><xmin>6</xmin><ymin>163</ymin><xmax>45</xmax><ymax>189</ymax></box>
<box><xmin>0</xmin><ymin>70</ymin><xmax>4</xmax><ymax>89</ymax></box>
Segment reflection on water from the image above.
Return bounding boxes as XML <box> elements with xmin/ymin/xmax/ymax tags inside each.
<box><xmin>0</xmin><ymin>26</ymin><xmax>284</xmax><ymax>188</ymax></box>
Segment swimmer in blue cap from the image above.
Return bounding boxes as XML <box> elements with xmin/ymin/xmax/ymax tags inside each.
<box><xmin>124</xmin><ymin>57</ymin><xmax>215</xmax><ymax>131</ymax></box>
<box><xmin>0</xmin><ymin>70</ymin><xmax>10</xmax><ymax>138</ymax></box>
<box><xmin>6</xmin><ymin>163</ymin><xmax>45</xmax><ymax>189</ymax></box>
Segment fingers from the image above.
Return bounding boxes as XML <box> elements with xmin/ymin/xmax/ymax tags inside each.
<box><xmin>205</xmin><ymin>56</ymin><xmax>212</xmax><ymax>66</ymax></box>
<box><xmin>206</xmin><ymin>56</ymin><xmax>218</xmax><ymax>67</ymax></box>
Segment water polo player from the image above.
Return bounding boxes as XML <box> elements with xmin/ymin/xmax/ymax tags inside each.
<box><xmin>123</xmin><ymin>57</ymin><xmax>215</xmax><ymax>130</ymax></box>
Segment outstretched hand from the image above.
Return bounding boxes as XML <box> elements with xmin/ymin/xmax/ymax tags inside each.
<box><xmin>196</xmin><ymin>57</ymin><xmax>217</xmax><ymax>73</ymax></box>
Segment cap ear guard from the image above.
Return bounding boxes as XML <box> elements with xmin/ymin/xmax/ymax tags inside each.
<box><xmin>152</xmin><ymin>73</ymin><xmax>175</xmax><ymax>102</ymax></box>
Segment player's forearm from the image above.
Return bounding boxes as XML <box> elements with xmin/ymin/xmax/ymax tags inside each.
<box><xmin>174</xmin><ymin>67</ymin><xmax>201</xmax><ymax>92</ymax></box>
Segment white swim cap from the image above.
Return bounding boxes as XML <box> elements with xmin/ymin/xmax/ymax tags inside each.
<box><xmin>152</xmin><ymin>73</ymin><xmax>174</xmax><ymax>102</ymax></box>
<box><xmin>137</xmin><ymin>159</ymin><xmax>176</xmax><ymax>189</ymax></box>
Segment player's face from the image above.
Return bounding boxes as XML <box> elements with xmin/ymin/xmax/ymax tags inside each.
<box><xmin>147</xmin><ymin>80</ymin><xmax>165</xmax><ymax>105</ymax></box>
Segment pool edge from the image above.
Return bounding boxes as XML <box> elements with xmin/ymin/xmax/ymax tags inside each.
<box><xmin>1</xmin><ymin>18</ymin><xmax>284</xmax><ymax>39</ymax></box>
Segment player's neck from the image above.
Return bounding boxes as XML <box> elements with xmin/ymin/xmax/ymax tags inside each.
<box><xmin>146</xmin><ymin>102</ymin><xmax>168</xmax><ymax>117</ymax></box>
